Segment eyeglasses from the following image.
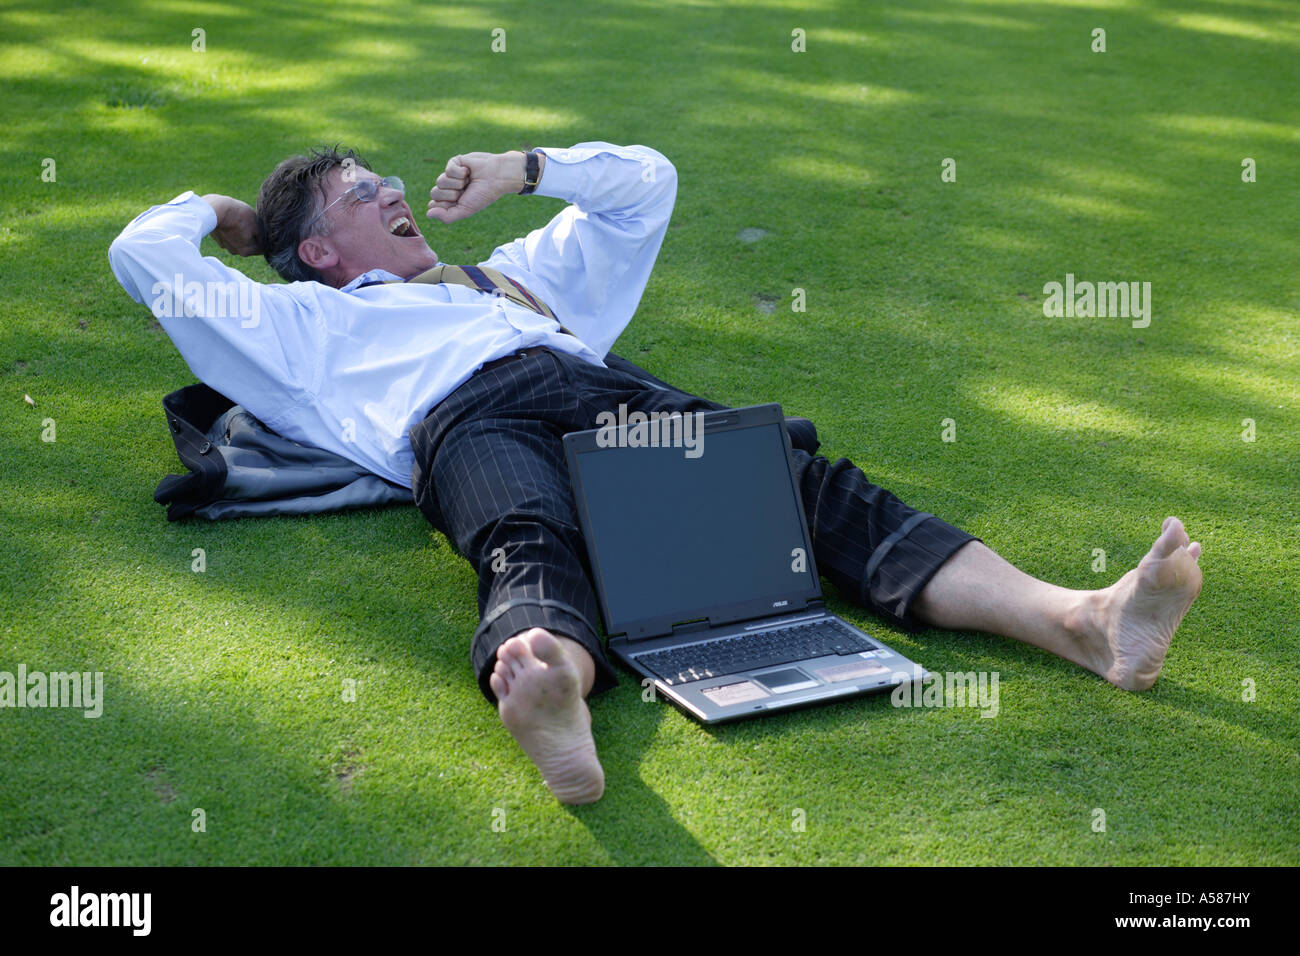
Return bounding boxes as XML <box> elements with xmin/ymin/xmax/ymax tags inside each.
<box><xmin>305</xmin><ymin>175</ymin><xmax>405</xmax><ymax>233</ymax></box>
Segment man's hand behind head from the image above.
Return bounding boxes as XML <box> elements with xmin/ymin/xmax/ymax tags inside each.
<box><xmin>201</xmin><ymin>194</ymin><xmax>264</xmax><ymax>257</ymax></box>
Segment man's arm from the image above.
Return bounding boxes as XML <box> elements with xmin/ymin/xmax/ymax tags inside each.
<box><xmin>108</xmin><ymin>192</ymin><xmax>323</xmax><ymax>425</ymax></box>
<box><xmin>427</xmin><ymin>142</ymin><xmax>678</xmax><ymax>358</ymax></box>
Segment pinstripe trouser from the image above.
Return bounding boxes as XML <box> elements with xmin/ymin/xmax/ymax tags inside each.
<box><xmin>409</xmin><ymin>348</ymin><xmax>978</xmax><ymax>702</ymax></box>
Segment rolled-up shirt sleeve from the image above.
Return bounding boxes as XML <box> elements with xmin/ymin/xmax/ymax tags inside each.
<box><xmin>483</xmin><ymin>142</ymin><xmax>678</xmax><ymax>358</ymax></box>
<box><xmin>108</xmin><ymin>191</ymin><xmax>323</xmax><ymax>423</ymax></box>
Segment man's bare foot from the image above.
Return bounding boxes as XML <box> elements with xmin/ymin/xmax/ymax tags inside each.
<box><xmin>489</xmin><ymin>628</ymin><xmax>605</xmax><ymax>804</ymax></box>
<box><xmin>1071</xmin><ymin>517</ymin><xmax>1204</xmax><ymax>690</ymax></box>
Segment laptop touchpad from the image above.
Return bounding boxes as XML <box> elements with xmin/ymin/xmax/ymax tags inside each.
<box><xmin>754</xmin><ymin>668</ymin><xmax>820</xmax><ymax>693</ymax></box>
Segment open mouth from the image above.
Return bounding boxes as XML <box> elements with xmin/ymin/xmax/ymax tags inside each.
<box><xmin>388</xmin><ymin>215</ymin><xmax>421</xmax><ymax>239</ymax></box>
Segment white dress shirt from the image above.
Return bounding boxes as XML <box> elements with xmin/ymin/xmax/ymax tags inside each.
<box><xmin>108</xmin><ymin>142</ymin><xmax>677</xmax><ymax>488</ymax></box>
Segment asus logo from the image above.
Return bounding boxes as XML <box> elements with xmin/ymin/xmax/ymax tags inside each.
<box><xmin>772</xmin><ymin>600</ymin><xmax>788</xmax><ymax>608</ymax></box>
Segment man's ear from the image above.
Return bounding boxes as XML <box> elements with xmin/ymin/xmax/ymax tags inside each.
<box><xmin>298</xmin><ymin>235</ymin><xmax>338</xmax><ymax>272</ymax></box>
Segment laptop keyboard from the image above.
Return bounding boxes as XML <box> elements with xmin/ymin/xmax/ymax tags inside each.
<box><xmin>636</xmin><ymin>618</ymin><xmax>878</xmax><ymax>687</ymax></box>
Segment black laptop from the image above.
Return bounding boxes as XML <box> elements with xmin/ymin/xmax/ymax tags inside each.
<box><xmin>563</xmin><ymin>402</ymin><xmax>927</xmax><ymax>723</ymax></box>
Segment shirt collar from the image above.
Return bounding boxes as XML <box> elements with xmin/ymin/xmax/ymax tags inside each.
<box><xmin>341</xmin><ymin>268</ymin><xmax>403</xmax><ymax>293</ymax></box>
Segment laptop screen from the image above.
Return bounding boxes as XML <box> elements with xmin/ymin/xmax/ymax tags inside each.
<box><xmin>570</xmin><ymin>414</ymin><xmax>819</xmax><ymax>637</ymax></box>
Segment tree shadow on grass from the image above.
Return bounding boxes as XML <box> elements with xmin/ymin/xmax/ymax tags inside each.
<box><xmin>0</xmin><ymin>466</ymin><xmax>722</xmax><ymax>863</ymax></box>
<box><xmin>2</xmin><ymin>657</ymin><xmax>517</xmax><ymax>865</ymax></box>
<box><xmin>569</xmin><ymin>680</ymin><xmax>720</xmax><ymax>865</ymax></box>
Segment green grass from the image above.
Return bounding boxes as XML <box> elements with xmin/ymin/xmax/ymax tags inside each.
<box><xmin>2</xmin><ymin>0</ymin><xmax>1297</xmax><ymax>865</ymax></box>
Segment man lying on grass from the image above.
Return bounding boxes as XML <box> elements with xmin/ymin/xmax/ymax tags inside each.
<box><xmin>109</xmin><ymin>142</ymin><xmax>1203</xmax><ymax>805</ymax></box>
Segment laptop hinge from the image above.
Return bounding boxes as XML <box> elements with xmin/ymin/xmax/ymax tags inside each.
<box><xmin>670</xmin><ymin>618</ymin><xmax>712</xmax><ymax>637</ymax></box>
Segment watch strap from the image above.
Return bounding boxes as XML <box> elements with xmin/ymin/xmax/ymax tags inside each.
<box><xmin>519</xmin><ymin>150</ymin><xmax>540</xmax><ymax>194</ymax></box>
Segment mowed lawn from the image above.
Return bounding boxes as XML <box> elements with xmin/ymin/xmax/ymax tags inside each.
<box><xmin>1</xmin><ymin>0</ymin><xmax>1296</xmax><ymax>865</ymax></box>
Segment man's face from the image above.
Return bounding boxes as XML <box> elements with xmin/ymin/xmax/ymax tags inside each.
<box><xmin>302</xmin><ymin>166</ymin><xmax>438</xmax><ymax>285</ymax></box>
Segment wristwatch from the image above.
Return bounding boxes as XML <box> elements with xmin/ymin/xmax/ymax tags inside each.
<box><xmin>518</xmin><ymin>150</ymin><xmax>541</xmax><ymax>194</ymax></box>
